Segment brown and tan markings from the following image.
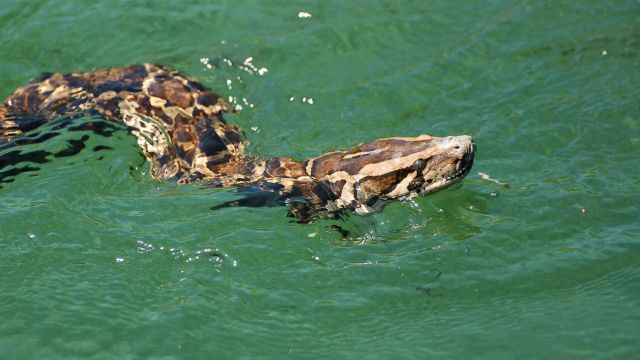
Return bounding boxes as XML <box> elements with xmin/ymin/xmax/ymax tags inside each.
<box><xmin>0</xmin><ymin>63</ymin><xmax>476</xmax><ymax>221</ymax></box>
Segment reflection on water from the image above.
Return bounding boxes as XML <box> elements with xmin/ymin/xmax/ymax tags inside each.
<box><xmin>0</xmin><ymin>0</ymin><xmax>639</xmax><ymax>358</ymax></box>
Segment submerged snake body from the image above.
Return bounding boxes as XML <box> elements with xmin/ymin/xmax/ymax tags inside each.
<box><xmin>0</xmin><ymin>64</ymin><xmax>476</xmax><ymax>221</ymax></box>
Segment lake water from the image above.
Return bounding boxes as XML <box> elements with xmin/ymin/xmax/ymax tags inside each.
<box><xmin>1</xmin><ymin>0</ymin><xmax>638</xmax><ymax>358</ymax></box>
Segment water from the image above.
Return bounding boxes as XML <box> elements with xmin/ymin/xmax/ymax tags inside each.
<box><xmin>1</xmin><ymin>0</ymin><xmax>639</xmax><ymax>358</ymax></box>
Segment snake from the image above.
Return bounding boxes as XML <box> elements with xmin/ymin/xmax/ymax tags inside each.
<box><xmin>0</xmin><ymin>63</ymin><xmax>476</xmax><ymax>221</ymax></box>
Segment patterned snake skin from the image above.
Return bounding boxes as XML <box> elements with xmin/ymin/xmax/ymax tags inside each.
<box><xmin>0</xmin><ymin>64</ymin><xmax>476</xmax><ymax>221</ymax></box>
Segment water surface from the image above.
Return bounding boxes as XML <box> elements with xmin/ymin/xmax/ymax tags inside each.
<box><xmin>1</xmin><ymin>0</ymin><xmax>639</xmax><ymax>358</ymax></box>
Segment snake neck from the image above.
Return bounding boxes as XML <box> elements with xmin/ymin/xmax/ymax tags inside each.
<box><xmin>198</xmin><ymin>155</ymin><xmax>311</xmax><ymax>185</ymax></box>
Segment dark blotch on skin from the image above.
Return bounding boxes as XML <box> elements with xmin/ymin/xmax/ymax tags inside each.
<box><xmin>67</xmin><ymin>97</ymin><xmax>92</xmax><ymax>110</ymax></box>
<box><xmin>207</xmin><ymin>155</ymin><xmax>230</xmax><ymax>167</ymax></box>
<box><xmin>122</xmin><ymin>64</ymin><xmax>147</xmax><ymax>80</ymax></box>
<box><xmin>407</xmin><ymin>176</ymin><xmax>424</xmax><ymax>192</ymax></box>
<box><xmin>197</xmin><ymin>93</ymin><xmax>218</xmax><ymax>106</ymax></box>
<box><xmin>311</xmin><ymin>181</ymin><xmax>339</xmax><ymax>203</ymax></box>
<box><xmin>148</xmin><ymin>79</ymin><xmax>193</xmax><ymax>108</ymax></box>
<box><xmin>93</xmin><ymin>80</ymin><xmax>142</xmax><ymax>94</ymax></box>
<box><xmin>176</xmin><ymin>145</ymin><xmax>195</xmax><ymax>165</ymax></box>
<box><xmin>64</xmin><ymin>75</ymin><xmax>86</xmax><ymax>90</ymax></box>
<box><xmin>151</xmin><ymin>109</ymin><xmax>173</xmax><ymax>125</ymax></box>
<box><xmin>174</xmin><ymin>126</ymin><xmax>195</xmax><ymax>143</ymax></box>
<box><xmin>26</xmin><ymin>90</ymin><xmax>45</xmax><ymax>113</ymax></box>
<box><xmin>265</xmin><ymin>158</ymin><xmax>282</xmax><ymax>177</ymax></box>
<box><xmin>11</xmin><ymin>115</ymin><xmax>48</xmax><ymax>133</ymax></box>
<box><xmin>360</xmin><ymin>168</ymin><xmax>411</xmax><ymax>197</ymax></box>
<box><xmin>198</xmin><ymin>128</ymin><xmax>227</xmax><ymax>156</ymax></box>
<box><xmin>187</xmin><ymin>80</ymin><xmax>207</xmax><ymax>91</ymax></box>
<box><xmin>330</xmin><ymin>179</ymin><xmax>346</xmax><ymax>197</ymax></box>
<box><xmin>156</xmin><ymin>154</ymin><xmax>170</xmax><ymax>166</ymax></box>
<box><xmin>223</xmin><ymin>129</ymin><xmax>242</xmax><ymax>144</ymax></box>
<box><xmin>310</xmin><ymin>152</ymin><xmax>343</xmax><ymax>177</ymax></box>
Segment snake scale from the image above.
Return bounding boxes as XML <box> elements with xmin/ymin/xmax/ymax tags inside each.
<box><xmin>0</xmin><ymin>63</ymin><xmax>476</xmax><ymax>221</ymax></box>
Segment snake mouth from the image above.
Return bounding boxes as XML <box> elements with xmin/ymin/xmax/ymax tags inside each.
<box><xmin>446</xmin><ymin>142</ymin><xmax>476</xmax><ymax>181</ymax></box>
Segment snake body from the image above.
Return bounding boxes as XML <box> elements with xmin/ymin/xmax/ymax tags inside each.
<box><xmin>0</xmin><ymin>64</ymin><xmax>475</xmax><ymax>221</ymax></box>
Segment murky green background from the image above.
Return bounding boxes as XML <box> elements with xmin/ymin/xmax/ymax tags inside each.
<box><xmin>1</xmin><ymin>0</ymin><xmax>639</xmax><ymax>358</ymax></box>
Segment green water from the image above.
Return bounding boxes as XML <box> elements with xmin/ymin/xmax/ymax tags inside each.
<box><xmin>1</xmin><ymin>0</ymin><xmax>639</xmax><ymax>358</ymax></box>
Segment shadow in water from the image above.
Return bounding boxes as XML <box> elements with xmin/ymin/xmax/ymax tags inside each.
<box><xmin>0</xmin><ymin>114</ymin><xmax>125</xmax><ymax>188</ymax></box>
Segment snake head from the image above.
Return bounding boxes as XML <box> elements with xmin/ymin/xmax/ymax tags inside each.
<box><xmin>217</xmin><ymin>134</ymin><xmax>476</xmax><ymax>222</ymax></box>
<box><xmin>306</xmin><ymin>134</ymin><xmax>476</xmax><ymax>215</ymax></box>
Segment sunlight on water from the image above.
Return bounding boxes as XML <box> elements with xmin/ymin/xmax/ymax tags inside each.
<box><xmin>0</xmin><ymin>0</ymin><xmax>639</xmax><ymax>359</ymax></box>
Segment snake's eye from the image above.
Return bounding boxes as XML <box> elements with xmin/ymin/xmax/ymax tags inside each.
<box><xmin>413</xmin><ymin>159</ymin><xmax>427</xmax><ymax>172</ymax></box>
